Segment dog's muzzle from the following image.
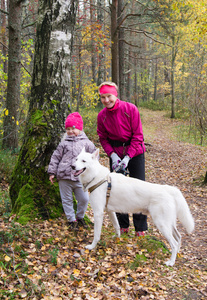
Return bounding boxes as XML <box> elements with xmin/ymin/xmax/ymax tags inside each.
<box><xmin>73</xmin><ymin>167</ymin><xmax>86</xmax><ymax>177</ymax></box>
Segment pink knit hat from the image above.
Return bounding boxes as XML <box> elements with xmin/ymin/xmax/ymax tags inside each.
<box><xmin>65</xmin><ymin>112</ymin><xmax>83</xmax><ymax>130</ymax></box>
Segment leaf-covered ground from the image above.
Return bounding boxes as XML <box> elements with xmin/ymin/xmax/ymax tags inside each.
<box><xmin>0</xmin><ymin>109</ymin><xmax>207</xmax><ymax>299</ymax></box>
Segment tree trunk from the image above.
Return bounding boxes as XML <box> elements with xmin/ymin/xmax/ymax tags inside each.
<box><xmin>90</xmin><ymin>0</ymin><xmax>96</xmax><ymax>82</ymax></box>
<box><xmin>1</xmin><ymin>0</ymin><xmax>8</xmax><ymax>74</ymax></box>
<box><xmin>9</xmin><ymin>0</ymin><xmax>77</xmax><ymax>224</ymax></box>
<box><xmin>154</xmin><ymin>58</ymin><xmax>158</xmax><ymax>101</ymax></box>
<box><xmin>2</xmin><ymin>0</ymin><xmax>22</xmax><ymax>150</ymax></box>
<box><xmin>204</xmin><ymin>171</ymin><xmax>207</xmax><ymax>184</ymax></box>
<box><xmin>97</xmin><ymin>0</ymin><xmax>105</xmax><ymax>86</ymax></box>
<box><xmin>118</xmin><ymin>0</ymin><xmax>124</xmax><ymax>99</ymax></box>
<box><xmin>111</xmin><ymin>0</ymin><xmax>118</xmax><ymax>85</ymax></box>
<box><xmin>171</xmin><ymin>36</ymin><xmax>176</xmax><ymax>118</ymax></box>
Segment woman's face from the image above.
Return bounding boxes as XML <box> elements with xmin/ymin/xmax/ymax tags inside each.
<box><xmin>100</xmin><ymin>93</ymin><xmax>117</xmax><ymax>109</ymax></box>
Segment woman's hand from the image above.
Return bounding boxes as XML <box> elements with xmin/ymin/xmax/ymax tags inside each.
<box><xmin>110</xmin><ymin>153</ymin><xmax>121</xmax><ymax>170</ymax></box>
<box><xmin>115</xmin><ymin>155</ymin><xmax>130</xmax><ymax>172</ymax></box>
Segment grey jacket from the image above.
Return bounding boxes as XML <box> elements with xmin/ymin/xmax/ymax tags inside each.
<box><xmin>48</xmin><ymin>132</ymin><xmax>96</xmax><ymax>181</ymax></box>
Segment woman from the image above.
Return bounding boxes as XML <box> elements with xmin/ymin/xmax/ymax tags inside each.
<box><xmin>97</xmin><ymin>81</ymin><xmax>148</xmax><ymax>236</ymax></box>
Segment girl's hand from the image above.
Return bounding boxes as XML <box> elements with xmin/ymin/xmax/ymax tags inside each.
<box><xmin>49</xmin><ymin>175</ymin><xmax>55</xmax><ymax>184</ymax></box>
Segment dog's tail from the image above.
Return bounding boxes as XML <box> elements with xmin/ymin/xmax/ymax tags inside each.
<box><xmin>174</xmin><ymin>187</ymin><xmax>194</xmax><ymax>233</ymax></box>
<box><xmin>167</xmin><ymin>186</ymin><xmax>194</xmax><ymax>233</ymax></box>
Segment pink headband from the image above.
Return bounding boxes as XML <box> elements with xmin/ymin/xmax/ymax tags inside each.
<box><xmin>99</xmin><ymin>85</ymin><xmax>118</xmax><ymax>97</ymax></box>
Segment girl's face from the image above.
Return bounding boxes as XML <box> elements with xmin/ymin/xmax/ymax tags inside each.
<box><xmin>66</xmin><ymin>127</ymin><xmax>81</xmax><ymax>136</ymax></box>
<box><xmin>100</xmin><ymin>93</ymin><xmax>117</xmax><ymax>109</ymax></box>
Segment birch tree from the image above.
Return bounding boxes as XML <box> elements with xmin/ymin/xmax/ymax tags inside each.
<box><xmin>9</xmin><ymin>0</ymin><xmax>77</xmax><ymax>224</ymax></box>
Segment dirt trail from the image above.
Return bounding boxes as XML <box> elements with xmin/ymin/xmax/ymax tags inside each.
<box><xmin>141</xmin><ymin>108</ymin><xmax>207</xmax><ymax>274</ymax></box>
<box><xmin>97</xmin><ymin>109</ymin><xmax>207</xmax><ymax>299</ymax></box>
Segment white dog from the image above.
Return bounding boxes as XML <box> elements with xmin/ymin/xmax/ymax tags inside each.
<box><xmin>73</xmin><ymin>148</ymin><xmax>194</xmax><ymax>266</ymax></box>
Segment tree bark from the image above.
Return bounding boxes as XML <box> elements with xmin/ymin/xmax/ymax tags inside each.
<box><xmin>90</xmin><ymin>0</ymin><xmax>96</xmax><ymax>82</ymax></box>
<box><xmin>204</xmin><ymin>171</ymin><xmax>207</xmax><ymax>184</ymax></box>
<box><xmin>154</xmin><ymin>58</ymin><xmax>158</xmax><ymax>101</ymax></box>
<box><xmin>2</xmin><ymin>0</ymin><xmax>22</xmax><ymax>150</ymax></box>
<box><xmin>118</xmin><ymin>0</ymin><xmax>124</xmax><ymax>99</ymax></box>
<box><xmin>1</xmin><ymin>0</ymin><xmax>7</xmax><ymax>74</ymax></box>
<box><xmin>9</xmin><ymin>0</ymin><xmax>77</xmax><ymax>224</ymax></box>
<box><xmin>97</xmin><ymin>0</ymin><xmax>105</xmax><ymax>86</ymax></box>
<box><xmin>111</xmin><ymin>0</ymin><xmax>118</xmax><ymax>85</ymax></box>
<box><xmin>171</xmin><ymin>36</ymin><xmax>176</xmax><ymax>118</ymax></box>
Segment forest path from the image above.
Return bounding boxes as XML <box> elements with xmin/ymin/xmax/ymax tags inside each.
<box><xmin>99</xmin><ymin>108</ymin><xmax>207</xmax><ymax>299</ymax></box>
<box><xmin>141</xmin><ymin>109</ymin><xmax>207</xmax><ymax>298</ymax></box>
<box><xmin>141</xmin><ymin>108</ymin><xmax>207</xmax><ymax>263</ymax></box>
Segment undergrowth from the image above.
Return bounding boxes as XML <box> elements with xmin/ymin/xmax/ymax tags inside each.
<box><xmin>0</xmin><ymin>189</ymin><xmax>11</xmax><ymax>217</ymax></box>
<box><xmin>0</xmin><ymin>150</ymin><xmax>18</xmax><ymax>183</ymax></box>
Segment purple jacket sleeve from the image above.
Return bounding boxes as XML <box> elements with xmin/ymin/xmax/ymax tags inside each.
<box><xmin>47</xmin><ymin>143</ymin><xmax>64</xmax><ymax>175</ymax></box>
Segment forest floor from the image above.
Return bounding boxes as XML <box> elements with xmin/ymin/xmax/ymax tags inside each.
<box><xmin>0</xmin><ymin>109</ymin><xmax>207</xmax><ymax>299</ymax></box>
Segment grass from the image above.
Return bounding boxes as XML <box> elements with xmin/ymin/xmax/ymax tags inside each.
<box><xmin>129</xmin><ymin>236</ymin><xmax>170</xmax><ymax>269</ymax></box>
<box><xmin>174</xmin><ymin>123</ymin><xmax>207</xmax><ymax>146</ymax></box>
<box><xmin>138</xmin><ymin>99</ymin><xmax>170</xmax><ymax>111</ymax></box>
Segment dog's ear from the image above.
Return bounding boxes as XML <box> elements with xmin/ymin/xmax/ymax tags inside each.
<box><xmin>92</xmin><ymin>148</ymin><xmax>99</xmax><ymax>160</ymax></box>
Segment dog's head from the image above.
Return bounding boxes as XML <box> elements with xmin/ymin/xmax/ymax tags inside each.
<box><xmin>73</xmin><ymin>147</ymin><xmax>99</xmax><ymax>177</ymax></box>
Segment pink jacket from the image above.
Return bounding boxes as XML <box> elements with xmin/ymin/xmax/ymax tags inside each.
<box><xmin>97</xmin><ymin>99</ymin><xmax>145</xmax><ymax>159</ymax></box>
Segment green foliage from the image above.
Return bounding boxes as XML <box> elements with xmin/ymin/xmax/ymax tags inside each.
<box><xmin>0</xmin><ymin>52</ymin><xmax>8</xmax><ymax>102</ymax></box>
<box><xmin>81</xmin><ymin>81</ymin><xmax>100</xmax><ymax>108</ymax></box>
<box><xmin>79</xmin><ymin>106</ymin><xmax>100</xmax><ymax>142</ymax></box>
<box><xmin>138</xmin><ymin>100</ymin><xmax>170</xmax><ymax>111</ymax></box>
<box><xmin>0</xmin><ymin>52</ymin><xmax>8</xmax><ymax>138</ymax></box>
<box><xmin>0</xmin><ymin>150</ymin><xmax>18</xmax><ymax>182</ymax></box>
<box><xmin>49</xmin><ymin>247</ymin><xmax>59</xmax><ymax>265</ymax></box>
<box><xmin>0</xmin><ymin>221</ymin><xmax>31</xmax><ymax>247</ymax></box>
<box><xmin>0</xmin><ymin>188</ymin><xmax>11</xmax><ymax>218</ymax></box>
<box><xmin>174</xmin><ymin>122</ymin><xmax>207</xmax><ymax>146</ymax></box>
<box><xmin>0</xmin><ymin>39</ymin><xmax>32</xmax><ymax>143</ymax></box>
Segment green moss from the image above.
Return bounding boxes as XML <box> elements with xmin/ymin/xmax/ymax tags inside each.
<box><xmin>30</xmin><ymin>110</ymin><xmax>47</xmax><ymax>128</ymax></box>
<box><xmin>9</xmin><ymin>107</ymin><xmax>66</xmax><ymax>224</ymax></box>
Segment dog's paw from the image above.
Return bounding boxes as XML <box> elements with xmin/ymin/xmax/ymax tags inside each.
<box><xmin>165</xmin><ymin>260</ymin><xmax>175</xmax><ymax>267</ymax></box>
<box><xmin>85</xmin><ymin>244</ymin><xmax>94</xmax><ymax>250</ymax></box>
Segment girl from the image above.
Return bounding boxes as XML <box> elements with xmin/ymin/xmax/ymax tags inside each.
<box><xmin>48</xmin><ymin>112</ymin><xmax>96</xmax><ymax>230</ymax></box>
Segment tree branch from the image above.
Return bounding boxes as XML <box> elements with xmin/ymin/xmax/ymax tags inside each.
<box><xmin>0</xmin><ymin>8</ymin><xmax>9</xmax><ymax>15</ymax></box>
<box><xmin>22</xmin><ymin>21</ymin><xmax>37</xmax><ymax>29</ymax></box>
<box><xmin>120</xmin><ymin>29</ymin><xmax>171</xmax><ymax>48</ymax></box>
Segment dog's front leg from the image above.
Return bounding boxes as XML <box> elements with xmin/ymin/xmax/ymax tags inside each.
<box><xmin>85</xmin><ymin>212</ymin><xmax>104</xmax><ymax>250</ymax></box>
<box><xmin>107</xmin><ymin>210</ymin><xmax>120</xmax><ymax>237</ymax></box>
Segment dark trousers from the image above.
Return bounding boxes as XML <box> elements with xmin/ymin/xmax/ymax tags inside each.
<box><xmin>110</xmin><ymin>153</ymin><xmax>148</xmax><ymax>232</ymax></box>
